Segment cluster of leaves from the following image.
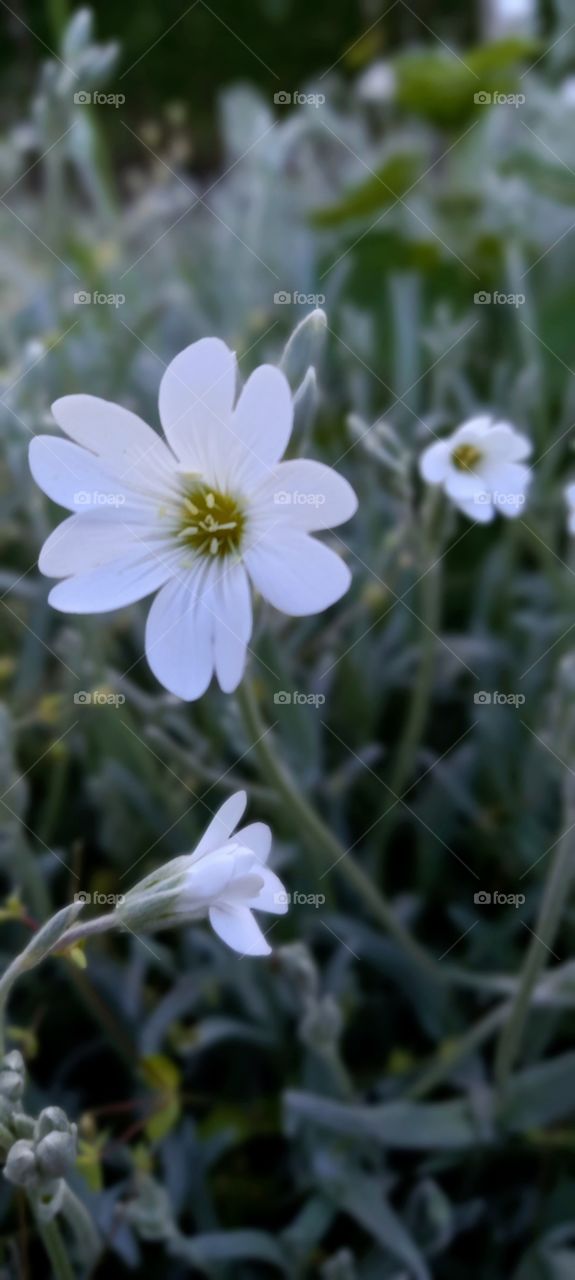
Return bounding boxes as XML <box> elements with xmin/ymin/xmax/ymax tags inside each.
<box><xmin>1</xmin><ymin>3</ymin><xmax>575</xmax><ymax>1277</ymax></box>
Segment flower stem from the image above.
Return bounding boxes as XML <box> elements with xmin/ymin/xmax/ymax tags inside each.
<box><xmin>494</xmin><ymin>822</ymin><xmax>575</xmax><ymax>1091</ymax></box>
<box><xmin>61</xmin><ymin>1184</ymin><xmax>102</xmax><ymax>1267</ymax></box>
<box><xmin>34</xmin><ymin>1214</ymin><xmax>75</xmax><ymax>1280</ymax></box>
<box><xmin>236</xmin><ymin>677</ymin><xmax>439</xmax><ymax>977</ymax></box>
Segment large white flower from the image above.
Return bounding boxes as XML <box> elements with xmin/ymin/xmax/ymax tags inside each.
<box><xmin>29</xmin><ymin>339</ymin><xmax>357</xmax><ymax>699</ymax></box>
<box><xmin>119</xmin><ymin>790</ymin><xmax>287</xmax><ymax>956</ymax></box>
<box><xmin>419</xmin><ymin>416</ymin><xmax>532</xmax><ymax>523</ymax></box>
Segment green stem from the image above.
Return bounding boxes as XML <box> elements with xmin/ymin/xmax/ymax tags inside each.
<box><xmin>377</xmin><ymin>492</ymin><xmax>442</xmax><ymax>863</ymax></box>
<box><xmin>60</xmin><ymin>1184</ymin><xmax>102</xmax><ymax>1267</ymax></box>
<box><xmin>494</xmin><ymin>820</ymin><xmax>575</xmax><ymax>1090</ymax></box>
<box><xmin>34</xmin><ymin>1214</ymin><xmax>75</xmax><ymax>1280</ymax></box>
<box><xmin>236</xmin><ymin>677</ymin><xmax>439</xmax><ymax>978</ymax></box>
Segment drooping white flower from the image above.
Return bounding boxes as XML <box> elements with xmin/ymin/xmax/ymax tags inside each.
<box><xmin>419</xmin><ymin>416</ymin><xmax>532</xmax><ymax>523</ymax></box>
<box><xmin>29</xmin><ymin>338</ymin><xmax>357</xmax><ymax>700</ymax></box>
<box><xmin>119</xmin><ymin>791</ymin><xmax>287</xmax><ymax>956</ymax></box>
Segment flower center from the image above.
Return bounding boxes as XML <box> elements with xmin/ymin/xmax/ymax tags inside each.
<box><xmin>177</xmin><ymin>481</ymin><xmax>245</xmax><ymax>558</ymax></box>
<box><xmin>451</xmin><ymin>443</ymin><xmax>482</xmax><ymax>473</ymax></box>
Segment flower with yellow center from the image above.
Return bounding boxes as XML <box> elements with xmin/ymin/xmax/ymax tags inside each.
<box><xmin>419</xmin><ymin>415</ymin><xmax>532</xmax><ymax>523</ymax></box>
<box><xmin>29</xmin><ymin>336</ymin><xmax>357</xmax><ymax>699</ymax></box>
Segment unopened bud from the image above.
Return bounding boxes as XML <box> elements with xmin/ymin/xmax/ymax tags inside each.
<box><xmin>36</xmin><ymin>1129</ymin><xmax>77</xmax><ymax>1178</ymax></box>
<box><xmin>0</xmin><ymin>1050</ymin><xmax>25</xmax><ymax>1103</ymax></box>
<box><xmin>4</xmin><ymin>1139</ymin><xmax>37</xmax><ymax>1187</ymax></box>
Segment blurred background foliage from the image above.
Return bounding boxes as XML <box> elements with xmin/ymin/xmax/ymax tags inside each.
<box><xmin>2</xmin><ymin>0</ymin><xmax>575</xmax><ymax>1276</ymax></box>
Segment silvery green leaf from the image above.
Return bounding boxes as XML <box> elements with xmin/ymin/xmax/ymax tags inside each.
<box><xmin>169</xmin><ymin>1228</ymin><xmax>290</xmax><ymax>1273</ymax></box>
<box><xmin>292</xmin><ymin>366</ymin><xmax>319</xmax><ymax>442</ymax></box>
<box><xmin>281</xmin><ymin>309</ymin><xmax>327</xmax><ymax>390</ymax></box>
<box><xmin>326</xmin><ymin>1171</ymin><xmax>430</xmax><ymax>1280</ymax></box>
<box><xmin>284</xmin><ymin>1090</ymin><xmax>489</xmax><ymax>1149</ymax></box>
<box><xmin>19</xmin><ymin>902</ymin><xmax>85</xmax><ymax>971</ymax></box>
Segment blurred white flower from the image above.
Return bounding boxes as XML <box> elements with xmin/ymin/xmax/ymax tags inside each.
<box><xmin>484</xmin><ymin>0</ymin><xmax>537</xmax><ymax>38</ymax></box>
<box><xmin>120</xmin><ymin>791</ymin><xmax>287</xmax><ymax>956</ymax></box>
<box><xmin>357</xmin><ymin>61</ymin><xmax>396</xmax><ymax>104</ymax></box>
<box><xmin>419</xmin><ymin>416</ymin><xmax>532</xmax><ymax>523</ymax></box>
<box><xmin>29</xmin><ymin>337</ymin><xmax>357</xmax><ymax>700</ymax></box>
<box><xmin>565</xmin><ymin>484</ymin><xmax>575</xmax><ymax>535</ymax></box>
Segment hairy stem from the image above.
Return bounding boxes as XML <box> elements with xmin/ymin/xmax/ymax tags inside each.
<box><xmin>236</xmin><ymin>677</ymin><xmax>439</xmax><ymax>977</ymax></box>
<box><xmin>34</xmin><ymin>1214</ymin><xmax>75</xmax><ymax>1280</ymax></box>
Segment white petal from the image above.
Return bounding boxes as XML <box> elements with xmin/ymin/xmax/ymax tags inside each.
<box><xmin>144</xmin><ymin>563</ymin><xmax>216</xmax><ymax>700</ymax></box>
<box><xmin>192</xmin><ymin>792</ymin><xmax>248</xmax><ymax>862</ymax></box>
<box><xmin>231</xmin><ymin>365</ymin><xmax>293</xmax><ymax>486</ymax></box>
<box><xmin>482</xmin><ymin>461</ymin><xmax>531</xmax><ymax>498</ymax></box>
<box><xmin>213</xmin><ymin>562</ymin><xmax>252</xmax><ymax>694</ymax></box>
<box><xmin>158</xmin><ymin>338</ymin><xmax>236</xmax><ymax>479</ymax></box>
<box><xmin>453</xmin><ymin>495</ymin><xmax>495</xmax><ymax>524</ymax></box>
<box><xmin>444</xmin><ymin>469</ymin><xmax>485</xmax><ymax>501</ymax></box>
<box><xmin>252</xmin><ymin>459</ymin><xmax>357</xmax><ymax>531</ymax></box>
<box><xmin>50</xmin><ymin>396</ymin><xmax>178</xmax><ymax>495</ymax></box>
<box><xmin>183</xmin><ymin>854</ymin><xmax>236</xmax><ymax>901</ymax></box>
<box><xmin>48</xmin><ymin>549</ymin><xmax>178</xmax><ymax>613</ymax></box>
<box><xmin>208</xmin><ymin>903</ymin><xmax>271</xmax><ymax>955</ymax></box>
<box><xmin>243</xmin><ymin>866</ymin><xmax>289</xmax><ymax>914</ymax></box>
<box><xmin>234</xmin><ymin>822</ymin><xmax>271</xmax><ymax>863</ymax></box>
<box><xmin>451</xmin><ymin>416</ymin><xmax>493</xmax><ymax>444</ymax></box>
<box><xmin>566</xmin><ymin>483</ymin><xmax>575</xmax><ymax>509</ymax></box>
<box><xmin>484</xmin><ymin>422</ymin><xmax>532</xmax><ymax>463</ymax></box>
<box><xmin>245</xmin><ymin>529</ymin><xmax>351</xmax><ymax>616</ymax></box>
<box><xmin>29</xmin><ymin>437</ymin><xmax>149</xmax><ymax>514</ymax></box>
<box><xmin>38</xmin><ymin>513</ymin><xmax>164</xmax><ymax>577</ymax></box>
<box><xmin>419</xmin><ymin>440</ymin><xmax>450</xmax><ymax>483</ymax></box>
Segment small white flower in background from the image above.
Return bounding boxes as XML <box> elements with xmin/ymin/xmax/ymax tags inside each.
<box><xmin>419</xmin><ymin>416</ymin><xmax>532</xmax><ymax>523</ymax></box>
<box><xmin>29</xmin><ymin>337</ymin><xmax>357</xmax><ymax>700</ymax></box>
<box><xmin>118</xmin><ymin>791</ymin><xmax>287</xmax><ymax>956</ymax></box>
<box><xmin>565</xmin><ymin>484</ymin><xmax>575</xmax><ymax>535</ymax></box>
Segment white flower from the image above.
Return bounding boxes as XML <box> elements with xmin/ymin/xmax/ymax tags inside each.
<box><xmin>29</xmin><ymin>338</ymin><xmax>357</xmax><ymax>700</ymax></box>
<box><xmin>565</xmin><ymin>484</ymin><xmax>575</xmax><ymax>534</ymax></box>
<box><xmin>120</xmin><ymin>791</ymin><xmax>287</xmax><ymax>956</ymax></box>
<box><xmin>419</xmin><ymin>416</ymin><xmax>532</xmax><ymax>523</ymax></box>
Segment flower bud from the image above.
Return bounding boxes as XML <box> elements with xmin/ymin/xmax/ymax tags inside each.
<box><xmin>36</xmin><ymin>1129</ymin><xmax>77</xmax><ymax>1178</ymax></box>
<box><xmin>4</xmin><ymin>1138</ymin><xmax>37</xmax><ymax>1187</ymax></box>
<box><xmin>0</xmin><ymin>1050</ymin><xmax>25</xmax><ymax>1103</ymax></box>
<box><xmin>35</xmin><ymin>1108</ymin><xmax>77</xmax><ymax>1178</ymax></box>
